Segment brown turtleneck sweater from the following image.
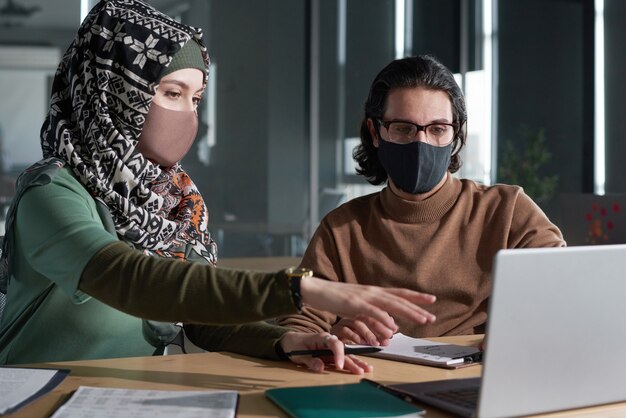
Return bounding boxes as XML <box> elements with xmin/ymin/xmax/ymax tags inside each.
<box><xmin>277</xmin><ymin>174</ymin><xmax>565</xmax><ymax>337</ymax></box>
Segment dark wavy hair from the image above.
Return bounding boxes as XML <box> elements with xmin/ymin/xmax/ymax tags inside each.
<box><xmin>353</xmin><ymin>55</ymin><xmax>467</xmax><ymax>185</ymax></box>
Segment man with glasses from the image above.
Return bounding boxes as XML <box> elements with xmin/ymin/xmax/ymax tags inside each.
<box><xmin>278</xmin><ymin>55</ymin><xmax>564</xmax><ymax>348</ymax></box>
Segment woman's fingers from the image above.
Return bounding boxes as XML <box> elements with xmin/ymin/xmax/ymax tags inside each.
<box><xmin>357</xmin><ymin>286</ymin><xmax>437</xmax><ymax>325</ymax></box>
<box><xmin>300</xmin><ymin>277</ymin><xmax>437</xmax><ymax>331</ymax></box>
<box><xmin>384</xmin><ymin>287</ymin><xmax>438</xmax><ymax>304</ymax></box>
<box><xmin>280</xmin><ymin>333</ymin><xmax>345</xmax><ymax>372</ymax></box>
<box><xmin>323</xmin><ymin>334</ymin><xmax>345</xmax><ymax>370</ymax></box>
<box><xmin>345</xmin><ymin>355</ymin><xmax>374</xmax><ymax>374</ymax></box>
<box><xmin>339</xmin><ymin>292</ymin><xmax>411</xmax><ymax>331</ymax></box>
<box><xmin>279</xmin><ymin>332</ymin><xmax>375</xmax><ymax>375</ymax></box>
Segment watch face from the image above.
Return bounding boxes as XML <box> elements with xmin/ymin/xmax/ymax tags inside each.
<box><xmin>287</xmin><ymin>267</ymin><xmax>313</xmax><ymax>277</ymax></box>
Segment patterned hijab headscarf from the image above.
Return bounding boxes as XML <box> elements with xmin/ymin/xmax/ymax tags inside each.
<box><xmin>22</xmin><ymin>0</ymin><xmax>216</xmax><ymax>267</ymax></box>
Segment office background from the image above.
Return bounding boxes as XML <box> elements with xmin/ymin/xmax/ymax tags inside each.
<box><xmin>0</xmin><ymin>0</ymin><xmax>624</xmax><ymax>257</ymax></box>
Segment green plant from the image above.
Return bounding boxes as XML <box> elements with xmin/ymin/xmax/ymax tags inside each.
<box><xmin>498</xmin><ymin>126</ymin><xmax>558</xmax><ymax>204</ymax></box>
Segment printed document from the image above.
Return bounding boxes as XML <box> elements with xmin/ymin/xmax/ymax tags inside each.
<box><xmin>50</xmin><ymin>386</ymin><xmax>238</xmax><ymax>418</ymax></box>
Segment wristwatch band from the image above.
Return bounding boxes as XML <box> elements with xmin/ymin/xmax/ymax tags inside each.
<box><xmin>285</xmin><ymin>267</ymin><xmax>313</xmax><ymax>312</ymax></box>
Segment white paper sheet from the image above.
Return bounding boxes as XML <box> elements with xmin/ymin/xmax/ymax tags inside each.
<box><xmin>50</xmin><ymin>386</ymin><xmax>238</xmax><ymax>418</ymax></box>
<box><xmin>0</xmin><ymin>367</ymin><xmax>65</xmax><ymax>414</ymax></box>
<box><xmin>349</xmin><ymin>333</ymin><xmax>481</xmax><ymax>367</ymax></box>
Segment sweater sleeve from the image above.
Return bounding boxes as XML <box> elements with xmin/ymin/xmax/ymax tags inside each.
<box><xmin>183</xmin><ymin>322</ymin><xmax>288</xmax><ymax>360</ymax></box>
<box><xmin>508</xmin><ymin>190</ymin><xmax>566</xmax><ymax>248</ymax></box>
<box><xmin>79</xmin><ymin>241</ymin><xmax>299</xmax><ymax>324</ymax></box>
<box><xmin>276</xmin><ymin>219</ymin><xmax>338</xmax><ymax>333</ymax></box>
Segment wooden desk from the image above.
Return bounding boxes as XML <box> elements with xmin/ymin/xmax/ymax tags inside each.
<box><xmin>8</xmin><ymin>335</ymin><xmax>626</xmax><ymax>418</ymax></box>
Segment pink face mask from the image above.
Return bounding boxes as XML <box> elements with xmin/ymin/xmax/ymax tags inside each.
<box><xmin>136</xmin><ymin>102</ymin><xmax>198</xmax><ymax>167</ymax></box>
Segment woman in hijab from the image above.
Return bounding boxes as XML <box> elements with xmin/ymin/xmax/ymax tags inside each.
<box><xmin>0</xmin><ymin>0</ymin><xmax>436</xmax><ymax>373</ymax></box>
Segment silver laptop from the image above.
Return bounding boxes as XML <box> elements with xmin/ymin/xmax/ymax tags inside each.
<box><xmin>391</xmin><ymin>244</ymin><xmax>626</xmax><ymax>418</ymax></box>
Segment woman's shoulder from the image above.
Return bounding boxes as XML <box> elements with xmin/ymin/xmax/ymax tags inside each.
<box><xmin>18</xmin><ymin>161</ymin><xmax>92</xmax><ymax>205</ymax></box>
<box><xmin>23</xmin><ymin>161</ymin><xmax>84</xmax><ymax>191</ymax></box>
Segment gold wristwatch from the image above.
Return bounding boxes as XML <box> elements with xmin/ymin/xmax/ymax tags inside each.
<box><xmin>285</xmin><ymin>267</ymin><xmax>313</xmax><ymax>311</ymax></box>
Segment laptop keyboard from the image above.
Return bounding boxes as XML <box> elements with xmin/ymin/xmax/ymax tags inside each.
<box><xmin>424</xmin><ymin>387</ymin><xmax>479</xmax><ymax>409</ymax></box>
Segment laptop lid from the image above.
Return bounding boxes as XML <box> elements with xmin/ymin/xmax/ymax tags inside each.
<box><xmin>478</xmin><ymin>244</ymin><xmax>626</xmax><ymax>417</ymax></box>
<box><xmin>391</xmin><ymin>244</ymin><xmax>626</xmax><ymax>418</ymax></box>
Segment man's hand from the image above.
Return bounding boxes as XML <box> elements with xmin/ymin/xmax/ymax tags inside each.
<box><xmin>331</xmin><ymin>318</ymin><xmax>396</xmax><ymax>346</ymax></box>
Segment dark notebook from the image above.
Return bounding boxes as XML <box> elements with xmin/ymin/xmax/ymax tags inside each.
<box><xmin>265</xmin><ymin>379</ymin><xmax>424</xmax><ymax>418</ymax></box>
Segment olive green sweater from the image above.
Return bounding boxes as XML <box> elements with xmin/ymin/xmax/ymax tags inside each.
<box><xmin>0</xmin><ymin>167</ymin><xmax>297</xmax><ymax>364</ymax></box>
<box><xmin>278</xmin><ymin>174</ymin><xmax>565</xmax><ymax>337</ymax></box>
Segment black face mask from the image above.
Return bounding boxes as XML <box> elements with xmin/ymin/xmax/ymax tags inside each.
<box><xmin>377</xmin><ymin>139</ymin><xmax>452</xmax><ymax>194</ymax></box>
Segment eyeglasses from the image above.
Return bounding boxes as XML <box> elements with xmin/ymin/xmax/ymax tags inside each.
<box><xmin>377</xmin><ymin>119</ymin><xmax>458</xmax><ymax>147</ymax></box>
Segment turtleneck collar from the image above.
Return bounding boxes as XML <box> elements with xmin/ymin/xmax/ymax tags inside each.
<box><xmin>379</xmin><ymin>172</ymin><xmax>461</xmax><ymax>223</ymax></box>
